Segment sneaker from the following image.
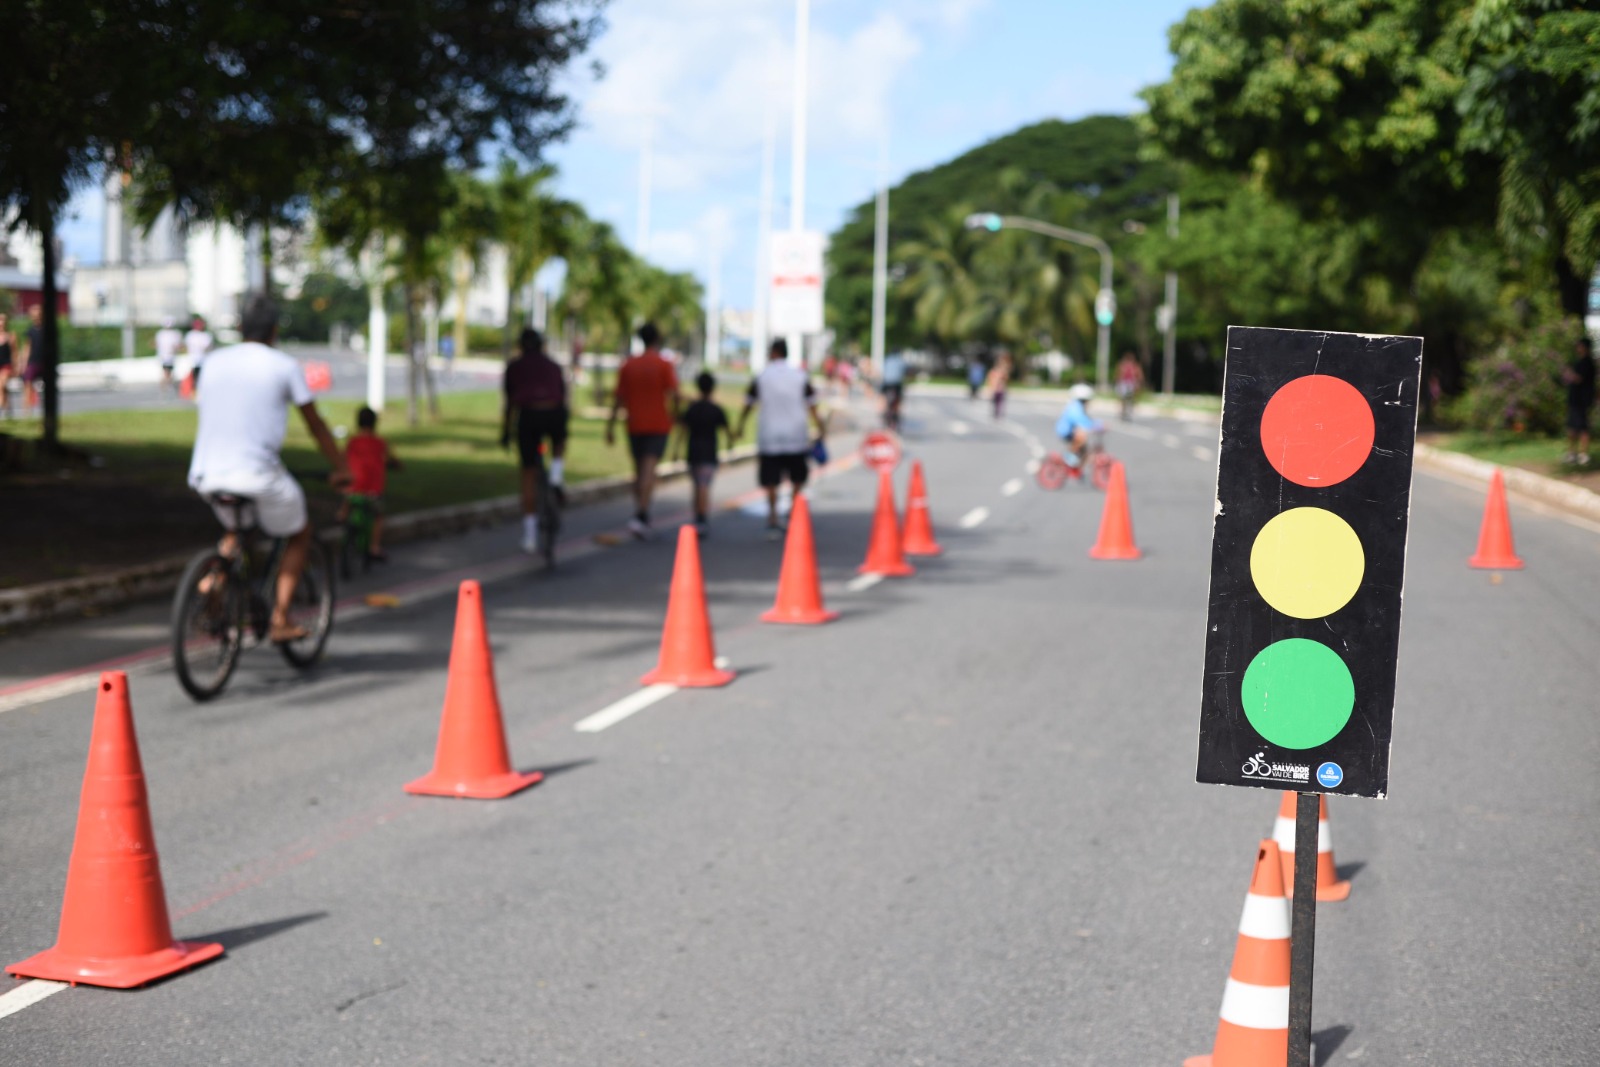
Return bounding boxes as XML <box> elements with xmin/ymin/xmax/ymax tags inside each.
<box><xmin>628</xmin><ymin>517</ymin><xmax>648</xmax><ymax>540</ymax></box>
<box><xmin>695</xmin><ymin>519</ymin><xmax>709</xmax><ymax>539</ymax></box>
<box><xmin>552</xmin><ymin>484</ymin><xmax>567</xmax><ymax>508</ymax></box>
<box><xmin>1580</xmin><ymin>453</ymin><xmax>1591</xmax><ymax>466</ymax></box>
<box><xmin>520</xmin><ymin>530</ymin><xmax>538</xmax><ymax>555</ymax></box>
<box><xmin>764</xmin><ymin>523</ymin><xmax>785</xmax><ymax>542</ymax></box>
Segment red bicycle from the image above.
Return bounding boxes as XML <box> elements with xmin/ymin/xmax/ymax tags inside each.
<box><xmin>1036</xmin><ymin>430</ymin><xmax>1114</xmax><ymax>490</ymax></box>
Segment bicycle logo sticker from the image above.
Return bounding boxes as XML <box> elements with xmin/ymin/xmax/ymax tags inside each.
<box><xmin>1241</xmin><ymin>751</ymin><xmax>1311</xmax><ymax>784</ymax></box>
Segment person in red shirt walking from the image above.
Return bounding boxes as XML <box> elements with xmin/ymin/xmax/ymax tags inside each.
<box><xmin>606</xmin><ymin>321</ymin><xmax>680</xmax><ymax>538</ymax></box>
<box><xmin>343</xmin><ymin>406</ymin><xmax>402</xmax><ymax>560</ymax></box>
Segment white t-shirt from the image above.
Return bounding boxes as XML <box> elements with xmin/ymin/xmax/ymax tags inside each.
<box><xmin>154</xmin><ymin>327</ymin><xmax>183</xmax><ymax>364</ymax></box>
<box><xmin>188</xmin><ymin>342</ymin><xmax>312</xmax><ymax>491</ymax></box>
<box><xmin>184</xmin><ymin>329</ymin><xmax>213</xmax><ymax>361</ymax></box>
<box><xmin>747</xmin><ymin>360</ymin><xmax>815</xmax><ymax>455</ymax></box>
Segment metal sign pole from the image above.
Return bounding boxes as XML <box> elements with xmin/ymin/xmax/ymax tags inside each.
<box><xmin>1288</xmin><ymin>791</ymin><xmax>1320</xmax><ymax>1067</ymax></box>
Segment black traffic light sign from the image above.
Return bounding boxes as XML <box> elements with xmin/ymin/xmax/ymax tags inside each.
<box><xmin>1196</xmin><ymin>327</ymin><xmax>1423</xmax><ymax>798</ymax></box>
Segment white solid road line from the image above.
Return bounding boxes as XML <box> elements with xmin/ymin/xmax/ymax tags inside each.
<box><xmin>959</xmin><ymin>506</ymin><xmax>991</xmax><ymax>529</ymax></box>
<box><xmin>0</xmin><ymin>980</ymin><xmax>68</xmax><ymax>1020</ymax></box>
<box><xmin>573</xmin><ymin>684</ymin><xmax>678</xmax><ymax>733</ymax></box>
<box><xmin>846</xmin><ymin>573</ymin><xmax>884</xmax><ymax>593</ymax></box>
<box><xmin>1001</xmin><ymin>478</ymin><xmax>1024</xmax><ymax>497</ymax></box>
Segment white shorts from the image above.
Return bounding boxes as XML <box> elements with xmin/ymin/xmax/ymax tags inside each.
<box><xmin>195</xmin><ymin>467</ymin><xmax>307</xmax><ymax>538</ymax></box>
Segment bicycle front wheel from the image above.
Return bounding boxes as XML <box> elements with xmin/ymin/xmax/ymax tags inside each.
<box><xmin>279</xmin><ymin>539</ymin><xmax>336</xmax><ymax>669</ymax></box>
<box><xmin>172</xmin><ymin>551</ymin><xmax>245</xmax><ymax>702</ymax></box>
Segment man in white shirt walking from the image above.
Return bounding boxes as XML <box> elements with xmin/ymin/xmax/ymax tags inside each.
<box><xmin>188</xmin><ymin>293</ymin><xmax>349</xmax><ymax>642</ymax></box>
<box><xmin>736</xmin><ymin>338</ymin><xmax>827</xmax><ymax>537</ymax></box>
<box><xmin>154</xmin><ymin>318</ymin><xmax>183</xmax><ymax>393</ymax></box>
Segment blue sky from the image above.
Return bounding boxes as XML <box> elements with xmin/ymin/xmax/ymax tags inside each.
<box><xmin>60</xmin><ymin>0</ymin><xmax>1199</xmax><ymax>310</ymax></box>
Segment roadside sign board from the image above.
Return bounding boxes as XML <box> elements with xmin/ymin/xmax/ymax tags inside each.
<box><xmin>769</xmin><ymin>230</ymin><xmax>826</xmax><ymax>335</ymax></box>
<box><xmin>860</xmin><ymin>431</ymin><xmax>901</xmax><ymax>473</ymax></box>
<box><xmin>304</xmin><ymin>360</ymin><xmax>333</xmax><ymax>393</ymax></box>
<box><xmin>1196</xmin><ymin>327</ymin><xmax>1422</xmax><ymax>799</ymax></box>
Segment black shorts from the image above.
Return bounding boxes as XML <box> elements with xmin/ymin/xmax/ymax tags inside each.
<box><xmin>1567</xmin><ymin>398</ymin><xmax>1594</xmax><ymax>433</ymax></box>
<box><xmin>629</xmin><ymin>433</ymin><xmax>669</xmax><ymax>461</ymax></box>
<box><xmin>882</xmin><ymin>382</ymin><xmax>904</xmax><ymax>404</ymax></box>
<box><xmin>517</xmin><ymin>407</ymin><xmax>569</xmax><ymax>468</ymax></box>
<box><xmin>758</xmin><ymin>452</ymin><xmax>810</xmax><ymax>489</ymax></box>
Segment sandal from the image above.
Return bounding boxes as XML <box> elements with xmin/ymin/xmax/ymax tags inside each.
<box><xmin>269</xmin><ymin>621</ymin><xmax>309</xmax><ymax>644</ymax></box>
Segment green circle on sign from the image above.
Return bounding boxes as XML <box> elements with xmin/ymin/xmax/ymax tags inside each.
<box><xmin>1240</xmin><ymin>638</ymin><xmax>1355</xmax><ymax>750</ymax></box>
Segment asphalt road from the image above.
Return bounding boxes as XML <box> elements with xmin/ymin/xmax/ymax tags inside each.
<box><xmin>2</xmin><ymin>391</ymin><xmax>1598</xmax><ymax>1065</ymax></box>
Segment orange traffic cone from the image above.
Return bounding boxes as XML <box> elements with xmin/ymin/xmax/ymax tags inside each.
<box><xmin>178</xmin><ymin>371</ymin><xmax>195</xmax><ymax>400</ymax></box>
<box><xmin>7</xmin><ymin>673</ymin><xmax>224</xmax><ymax>988</ymax></box>
<box><xmin>1185</xmin><ymin>840</ymin><xmax>1291</xmax><ymax>1067</ymax></box>
<box><xmin>1468</xmin><ymin>468</ymin><xmax>1524</xmax><ymax>569</ymax></box>
<box><xmin>859</xmin><ymin>469</ymin><xmax>915</xmax><ymax>577</ymax></box>
<box><xmin>405</xmin><ymin>581</ymin><xmax>543</xmax><ymax>798</ymax></box>
<box><xmin>762</xmin><ymin>494</ymin><xmax>838</xmax><ymax>625</ymax></box>
<box><xmin>1088</xmin><ymin>461</ymin><xmax>1142</xmax><ymax>560</ymax></box>
<box><xmin>642</xmin><ymin>526</ymin><xmax>736</xmax><ymax>687</ymax></box>
<box><xmin>1271</xmin><ymin>793</ymin><xmax>1351</xmax><ymax>902</ymax></box>
<box><xmin>900</xmin><ymin>460</ymin><xmax>944</xmax><ymax>557</ymax></box>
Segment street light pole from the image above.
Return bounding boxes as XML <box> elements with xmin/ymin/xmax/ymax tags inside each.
<box><xmin>1164</xmin><ymin>193</ymin><xmax>1179</xmax><ymax>397</ymax></box>
<box><xmin>869</xmin><ymin>129</ymin><xmax>889</xmax><ymax>382</ymax></box>
<box><xmin>751</xmin><ymin>87</ymin><xmax>777</xmax><ymax>375</ymax></box>
<box><xmin>786</xmin><ymin>0</ymin><xmax>809</xmax><ymax>366</ymax></box>
<box><xmin>965</xmin><ymin>213</ymin><xmax>1114</xmax><ymax>389</ymax></box>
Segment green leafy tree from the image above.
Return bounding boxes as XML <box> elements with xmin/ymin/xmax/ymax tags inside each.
<box><xmin>492</xmin><ymin>161</ymin><xmax>581</xmax><ymax>356</ymax></box>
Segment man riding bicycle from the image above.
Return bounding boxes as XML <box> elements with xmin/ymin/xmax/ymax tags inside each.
<box><xmin>501</xmin><ymin>327</ymin><xmax>568</xmax><ymax>555</ymax></box>
<box><xmin>880</xmin><ymin>350</ymin><xmax>907</xmax><ymax>428</ymax></box>
<box><xmin>187</xmin><ymin>293</ymin><xmax>349</xmax><ymax>643</ymax></box>
<box><xmin>1055</xmin><ymin>383</ymin><xmax>1104</xmax><ymax>471</ymax></box>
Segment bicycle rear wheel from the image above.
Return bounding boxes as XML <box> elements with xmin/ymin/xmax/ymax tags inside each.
<box><xmin>278</xmin><ymin>540</ymin><xmax>336</xmax><ymax>668</ymax></box>
<box><xmin>172</xmin><ymin>551</ymin><xmax>245</xmax><ymax>702</ymax></box>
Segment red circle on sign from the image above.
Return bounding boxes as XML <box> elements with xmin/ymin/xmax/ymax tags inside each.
<box><xmin>861</xmin><ymin>431</ymin><xmax>901</xmax><ymax>473</ymax></box>
<box><xmin>1259</xmin><ymin>374</ymin><xmax>1374</xmax><ymax>487</ymax></box>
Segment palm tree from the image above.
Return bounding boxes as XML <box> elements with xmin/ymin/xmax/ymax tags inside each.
<box><xmin>895</xmin><ymin>208</ymin><xmax>982</xmax><ymax>349</ymax></box>
<box><xmin>440</xmin><ymin>170</ymin><xmax>496</xmax><ymax>366</ymax></box>
<box><xmin>492</xmin><ymin>160</ymin><xmax>581</xmax><ymax>356</ymax></box>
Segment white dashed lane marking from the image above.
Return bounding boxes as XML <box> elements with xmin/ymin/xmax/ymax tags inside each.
<box><xmin>846</xmin><ymin>573</ymin><xmax>885</xmax><ymax>593</ymax></box>
<box><xmin>0</xmin><ymin>980</ymin><xmax>68</xmax><ymax>1020</ymax></box>
<box><xmin>959</xmin><ymin>507</ymin><xmax>991</xmax><ymax>529</ymax></box>
<box><xmin>574</xmin><ymin>684</ymin><xmax>678</xmax><ymax>733</ymax></box>
<box><xmin>1001</xmin><ymin>478</ymin><xmax>1024</xmax><ymax>497</ymax></box>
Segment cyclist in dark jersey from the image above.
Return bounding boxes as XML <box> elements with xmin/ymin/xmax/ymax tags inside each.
<box><xmin>501</xmin><ymin>328</ymin><xmax>569</xmax><ymax>554</ymax></box>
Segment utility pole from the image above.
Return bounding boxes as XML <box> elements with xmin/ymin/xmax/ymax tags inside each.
<box><xmin>869</xmin><ymin>128</ymin><xmax>890</xmax><ymax>382</ymax></box>
<box><xmin>118</xmin><ymin>162</ymin><xmax>135</xmax><ymax>360</ymax></box>
<box><xmin>1163</xmin><ymin>193</ymin><xmax>1179</xmax><ymax>396</ymax></box>
<box><xmin>751</xmin><ymin>88</ymin><xmax>777</xmax><ymax>375</ymax></box>
<box><xmin>786</xmin><ymin>0</ymin><xmax>810</xmax><ymax>367</ymax></box>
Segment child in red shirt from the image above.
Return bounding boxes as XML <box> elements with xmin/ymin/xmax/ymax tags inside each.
<box><xmin>343</xmin><ymin>406</ymin><xmax>402</xmax><ymax>560</ymax></box>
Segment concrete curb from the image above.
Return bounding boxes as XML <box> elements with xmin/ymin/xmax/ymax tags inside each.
<box><xmin>0</xmin><ymin>447</ymin><xmax>758</xmax><ymax>630</ymax></box>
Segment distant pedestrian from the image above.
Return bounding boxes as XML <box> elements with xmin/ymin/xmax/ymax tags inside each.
<box><xmin>155</xmin><ymin>318</ymin><xmax>183</xmax><ymax>393</ymax></box>
<box><xmin>736</xmin><ymin>338</ymin><xmax>827</xmax><ymax>538</ymax></box>
<box><xmin>0</xmin><ymin>311</ymin><xmax>15</xmax><ymax>418</ymax></box>
<box><xmin>1115</xmin><ymin>351</ymin><xmax>1145</xmax><ymax>421</ymax></box>
<box><xmin>967</xmin><ymin>357</ymin><xmax>985</xmax><ymax>400</ymax></box>
<box><xmin>606</xmin><ymin>322</ymin><xmax>679</xmax><ymax>538</ymax></box>
<box><xmin>183</xmin><ymin>314</ymin><xmax>213</xmax><ymax>393</ymax></box>
<box><xmin>677</xmin><ymin>371</ymin><xmax>733</xmax><ymax>533</ymax></box>
<box><xmin>502</xmin><ymin>327</ymin><xmax>569</xmax><ymax>555</ymax></box>
<box><xmin>1562</xmin><ymin>336</ymin><xmax>1595</xmax><ymax>466</ymax></box>
<box><xmin>342</xmin><ymin>406</ymin><xmax>402</xmax><ymax>561</ymax></box>
<box><xmin>986</xmin><ymin>350</ymin><xmax>1013</xmax><ymax>420</ymax></box>
<box><xmin>439</xmin><ymin>334</ymin><xmax>456</xmax><ymax>381</ymax></box>
<box><xmin>19</xmin><ymin>305</ymin><xmax>44</xmax><ymax>415</ymax></box>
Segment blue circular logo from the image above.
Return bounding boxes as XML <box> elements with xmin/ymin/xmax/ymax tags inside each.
<box><xmin>1316</xmin><ymin>762</ymin><xmax>1344</xmax><ymax>788</ymax></box>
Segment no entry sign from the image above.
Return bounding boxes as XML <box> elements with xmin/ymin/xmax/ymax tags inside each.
<box><xmin>1196</xmin><ymin>327</ymin><xmax>1422</xmax><ymax>799</ymax></box>
<box><xmin>860</xmin><ymin>431</ymin><xmax>901</xmax><ymax>473</ymax></box>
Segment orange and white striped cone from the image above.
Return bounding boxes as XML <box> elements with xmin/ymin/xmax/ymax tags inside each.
<box><xmin>1185</xmin><ymin>839</ymin><xmax>1290</xmax><ymax>1067</ymax></box>
<box><xmin>1271</xmin><ymin>793</ymin><xmax>1351</xmax><ymax>902</ymax></box>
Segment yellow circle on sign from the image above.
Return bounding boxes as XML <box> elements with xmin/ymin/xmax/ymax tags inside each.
<box><xmin>1249</xmin><ymin>508</ymin><xmax>1365</xmax><ymax>619</ymax></box>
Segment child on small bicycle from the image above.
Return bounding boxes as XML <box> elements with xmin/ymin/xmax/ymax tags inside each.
<box><xmin>1055</xmin><ymin>383</ymin><xmax>1103</xmax><ymax>470</ymax></box>
<box><xmin>342</xmin><ymin>406</ymin><xmax>402</xmax><ymax>561</ymax></box>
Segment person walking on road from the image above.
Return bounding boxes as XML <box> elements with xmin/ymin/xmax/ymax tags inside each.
<box><xmin>986</xmin><ymin>350</ymin><xmax>1012</xmax><ymax>420</ymax></box>
<box><xmin>19</xmin><ymin>305</ymin><xmax>44</xmax><ymax>415</ymax></box>
<box><xmin>155</xmin><ymin>318</ymin><xmax>183</xmax><ymax>394</ymax></box>
<box><xmin>676</xmin><ymin>371</ymin><xmax>733</xmax><ymax>534</ymax></box>
<box><xmin>186</xmin><ymin>293</ymin><xmax>350</xmax><ymax>643</ymax></box>
<box><xmin>966</xmin><ymin>356</ymin><xmax>985</xmax><ymax>400</ymax></box>
<box><xmin>737</xmin><ymin>338</ymin><xmax>827</xmax><ymax>539</ymax></box>
<box><xmin>0</xmin><ymin>311</ymin><xmax>15</xmax><ymax>419</ymax></box>
<box><xmin>1562</xmin><ymin>335</ymin><xmax>1596</xmax><ymax>466</ymax></box>
<box><xmin>183</xmin><ymin>314</ymin><xmax>213</xmax><ymax>393</ymax></box>
<box><xmin>502</xmin><ymin>327</ymin><xmax>569</xmax><ymax>554</ymax></box>
<box><xmin>606</xmin><ymin>321</ymin><xmax>679</xmax><ymax>539</ymax></box>
<box><xmin>1115</xmin><ymin>351</ymin><xmax>1144</xmax><ymax>421</ymax></box>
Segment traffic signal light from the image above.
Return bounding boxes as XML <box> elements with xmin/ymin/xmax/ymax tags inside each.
<box><xmin>1196</xmin><ymin>327</ymin><xmax>1422</xmax><ymax>798</ymax></box>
